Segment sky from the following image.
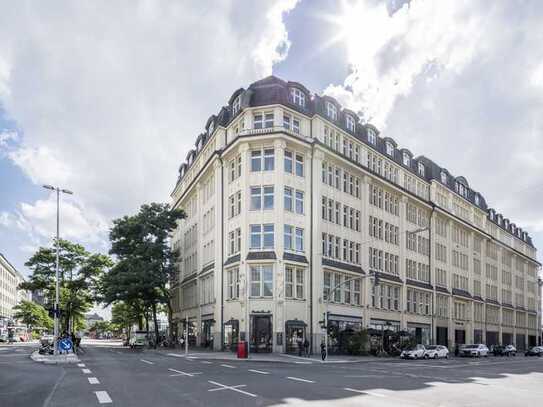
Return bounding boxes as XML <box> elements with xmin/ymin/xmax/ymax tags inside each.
<box><xmin>1</xmin><ymin>0</ymin><xmax>542</xmax><ymax>282</ymax></box>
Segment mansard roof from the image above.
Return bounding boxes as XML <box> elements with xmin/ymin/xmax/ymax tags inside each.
<box><xmin>175</xmin><ymin>75</ymin><xmax>534</xmax><ymax>247</ymax></box>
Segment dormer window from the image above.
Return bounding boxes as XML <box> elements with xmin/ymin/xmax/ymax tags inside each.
<box><xmin>386</xmin><ymin>142</ymin><xmax>394</xmax><ymax>156</ymax></box>
<box><xmin>504</xmin><ymin>219</ymin><xmax>509</xmax><ymax>228</ymax></box>
<box><xmin>497</xmin><ymin>216</ymin><xmax>502</xmax><ymax>225</ymax></box>
<box><xmin>402</xmin><ymin>152</ymin><xmax>410</xmax><ymax>166</ymax></box>
<box><xmin>367</xmin><ymin>128</ymin><xmax>376</xmax><ymax>144</ymax></box>
<box><xmin>474</xmin><ymin>194</ymin><xmax>480</xmax><ymax>206</ymax></box>
<box><xmin>417</xmin><ymin>162</ymin><xmax>425</xmax><ymax>177</ymax></box>
<box><xmin>232</xmin><ymin>95</ymin><xmax>241</xmax><ymax>116</ymax></box>
<box><xmin>346</xmin><ymin>115</ymin><xmax>355</xmax><ymax>132</ymax></box>
<box><xmin>440</xmin><ymin>171</ymin><xmax>447</xmax><ymax>184</ymax></box>
<box><xmin>326</xmin><ymin>102</ymin><xmax>337</xmax><ymax>120</ymax></box>
<box><xmin>489</xmin><ymin>210</ymin><xmax>494</xmax><ymax>220</ymax></box>
<box><xmin>290</xmin><ymin>88</ymin><xmax>306</xmax><ymax>108</ymax></box>
<box><xmin>208</xmin><ymin>121</ymin><xmax>214</xmax><ymax>136</ymax></box>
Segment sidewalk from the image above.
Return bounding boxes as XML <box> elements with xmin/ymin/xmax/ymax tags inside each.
<box><xmin>150</xmin><ymin>348</ymin><xmax>398</xmax><ymax>364</ymax></box>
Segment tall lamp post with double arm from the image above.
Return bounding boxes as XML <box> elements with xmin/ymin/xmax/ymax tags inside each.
<box><xmin>42</xmin><ymin>185</ymin><xmax>73</xmax><ymax>356</ymax></box>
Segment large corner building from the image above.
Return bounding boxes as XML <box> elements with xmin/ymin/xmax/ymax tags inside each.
<box><xmin>170</xmin><ymin>76</ymin><xmax>541</xmax><ymax>354</ymax></box>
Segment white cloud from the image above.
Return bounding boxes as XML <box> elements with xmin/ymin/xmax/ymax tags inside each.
<box><xmin>322</xmin><ymin>0</ymin><xmax>543</xmax><ymax>254</ymax></box>
<box><xmin>0</xmin><ymin>1</ymin><xmax>298</xmax><ymax>256</ymax></box>
<box><xmin>324</xmin><ymin>0</ymin><xmax>485</xmax><ymax>127</ymax></box>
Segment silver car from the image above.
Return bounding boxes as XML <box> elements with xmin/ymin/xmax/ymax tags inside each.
<box><xmin>424</xmin><ymin>345</ymin><xmax>449</xmax><ymax>359</ymax></box>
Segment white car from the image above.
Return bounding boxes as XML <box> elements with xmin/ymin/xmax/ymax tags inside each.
<box><xmin>424</xmin><ymin>345</ymin><xmax>449</xmax><ymax>359</ymax></box>
<box><xmin>461</xmin><ymin>344</ymin><xmax>489</xmax><ymax>357</ymax></box>
<box><xmin>504</xmin><ymin>344</ymin><xmax>517</xmax><ymax>356</ymax></box>
<box><xmin>401</xmin><ymin>344</ymin><xmax>426</xmax><ymax>359</ymax></box>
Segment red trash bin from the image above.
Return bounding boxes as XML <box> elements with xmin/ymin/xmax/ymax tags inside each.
<box><xmin>237</xmin><ymin>341</ymin><xmax>247</xmax><ymax>358</ymax></box>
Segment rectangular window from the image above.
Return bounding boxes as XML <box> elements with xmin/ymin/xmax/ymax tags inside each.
<box><xmin>264</xmin><ymin>149</ymin><xmax>274</xmax><ymax>171</ymax></box>
<box><xmin>284</xmin><ymin>187</ymin><xmax>293</xmax><ymax>211</ymax></box>
<box><xmin>285</xmin><ymin>266</ymin><xmax>293</xmax><ymax>298</ymax></box>
<box><xmin>323</xmin><ymin>271</ymin><xmax>331</xmax><ymax>301</ymax></box>
<box><xmin>250</xmin><ymin>224</ymin><xmax>274</xmax><ymax>250</ymax></box>
<box><xmin>295</xmin><ymin>154</ymin><xmax>304</xmax><ymax>177</ymax></box>
<box><xmin>284</xmin><ymin>150</ymin><xmax>293</xmax><ymax>173</ymax></box>
<box><xmin>254</xmin><ymin>112</ymin><xmax>274</xmax><ymax>129</ymax></box>
<box><xmin>284</xmin><ymin>224</ymin><xmax>293</xmax><ymax>251</ymax></box>
<box><xmin>250</xmin><ymin>186</ymin><xmax>262</xmax><ymax>210</ymax></box>
<box><xmin>295</xmin><ymin>190</ymin><xmax>304</xmax><ymax>214</ymax></box>
<box><xmin>295</xmin><ymin>228</ymin><xmax>304</xmax><ymax>251</ymax></box>
<box><xmin>227</xmin><ymin>268</ymin><xmax>240</xmax><ymax>300</ymax></box>
<box><xmin>263</xmin><ymin>186</ymin><xmax>274</xmax><ymax>209</ymax></box>
<box><xmin>251</xmin><ymin>150</ymin><xmax>262</xmax><ymax>172</ymax></box>
<box><xmin>250</xmin><ymin>264</ymin><xmax>273</xmax><ymax>297</ymax></box>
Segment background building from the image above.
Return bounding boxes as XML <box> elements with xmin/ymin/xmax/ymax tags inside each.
<box><xmin>0</xmin><ymin>253</ymin><xmax>26</xmax><ymax>330</ymax></box>
<box><xmin>170</xmin><ymin>76</ymin><xmax>541</xmax><ymax>354</ymax></box>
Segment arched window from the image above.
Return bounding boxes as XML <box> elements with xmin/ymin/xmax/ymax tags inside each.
<box><xmin>326</xmin><ymin>102</ymin><xmax>337</xmax><ymax>120</ymax></box>
<box><xmin>386</xmin><ymin>142</ymin><xmax>394</xmax><ymax>156</ymax></box>
<box><xmin>403</xmin><ymin>152</ymin><xmax>410</xmax><ymax>166</ymax></box>
<box><xmin>440</xmin><ymin>171</ymin><xmax>447</xmax><ymax>184</ymax></box>
<box><xmin>346</xmin><ymin>115</ymin><xmax>355</xmax><ymax>132</ymax></box>
<box><xmin>367</xmin><ymin>128</ymin><xmax>376</xmax><ymax>144</ymax></box>
<box><xmin>417</xmin><ymin>162</ymin><xmax>425</xmax><ymax>177</ymax></box>
<box><xmin>290</xmin><ymin>88</ymin><xmax>306</xmax><ymax>107</ymax></box>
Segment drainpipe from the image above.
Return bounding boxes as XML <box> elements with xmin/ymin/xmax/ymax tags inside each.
<box><xmin>429</xmin><ymin>204</ymin><xmax>435</xmax><ymax>344</ymax></box>
<box><xmin>309</xmin><ymin>125</ymin><xmax>314</xmax><ymax>353</ymax></box>
<box><xmin>219</xmin><ymin>154</ymin><xmax>225</xmax><ymax>351</ymax></box>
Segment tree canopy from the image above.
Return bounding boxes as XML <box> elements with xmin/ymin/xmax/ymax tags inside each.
<box><xmin>101</xmin><ymin>202</ymin><xmax>184</xmax><ymax>344</ymax></box>
<box><xmin>20</xmin><ymin>239</ymin><xmax>112</xmax><ymax>333</ymax></box>
<box><xmin>12</xmin><ymin>300</ymin><xmax>53</xmax><ymax>330</ymax></box>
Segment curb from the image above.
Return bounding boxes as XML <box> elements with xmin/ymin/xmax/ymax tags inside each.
<box><xmin>30</xmin><ymin>350</ymin><xmax>80</xmax><ymax>365</ymax></box>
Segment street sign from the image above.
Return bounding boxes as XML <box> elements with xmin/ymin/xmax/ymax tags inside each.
<box><xmin>59</xmin><ymin>338</ymin><xmax>73</xmax><ymax>352</ymax></box>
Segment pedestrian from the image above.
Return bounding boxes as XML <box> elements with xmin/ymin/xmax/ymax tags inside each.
<box><xmin>303</xmin><ymin>338</ymin><xmax>310</xmax><ymax>357</ymax></box>
<box><xmin>320</xmin><ymin>341</ymin><xmax>326</xmax><ymax>361</ymax></box>
<box><xmin>297</xmin><ymin>335</ymin><xmax>303</xmax><ymax>356</ymax></box>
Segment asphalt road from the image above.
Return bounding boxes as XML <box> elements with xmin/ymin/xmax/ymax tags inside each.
<box><xmin>2</xmin><ymin>341</ymin><xmax>543</xmax><ymax>406</ymax></box>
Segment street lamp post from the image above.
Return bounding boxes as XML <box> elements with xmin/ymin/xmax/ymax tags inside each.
<box><xmin>43</xmin><ymin>185</ymin><xmax>73</xmax><ymax>356</ymax></box>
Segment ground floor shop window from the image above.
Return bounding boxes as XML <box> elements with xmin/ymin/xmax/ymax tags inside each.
<box><xmin>502</xmin><ymin>332</ymin><xmax>513</xmax><ymax>346</ymax></box>
<box><xmin>406</xmin><ymin>323</ymin><xmax>430</xmax><ymax>346</ymax></box>
<box><xmin>436</xmin><ymin>327</ymin><xmax>448</xmax><ymax>347</ymax></box>
<box><xmin>201</xmin><ymin>319</ymin><xmax>214</xmax><ymax>348</ymax></box>
<box><xmin>368</xmin><ymin>319</ymin><xmax>402</xmax><ymax>355</ymax></box>
<box><xmin>250</xmin><ymin>315</ymin><xmax>273</xmax><ymax>353</ymax></box>
<box><xmin>285</xmin><ymin>320</ymin><xmax>307</xmax><ymax>354</ymax></box>
<box><xmin>516</xmin><ymin>334</ymin><xmax>526</xmax><ymax>351</ymax></box>
<box><xmin>474</xmin><ymin>329</ymin><xmax>483</xmax><ymax>344</ymax></box>
<box><xmin>486</xmin><ymin>331</ymin><xmax>499</xmax><ymax>346</ymax></box>
<box><xmin>328</xmin><ymin>316</ymin><xmax>363</xmax><ymax>355</ymax></box>
<box><xmin>223</xmin><ymin>319</ymin><xmax>239</xmax><ymax>351</ymax></box>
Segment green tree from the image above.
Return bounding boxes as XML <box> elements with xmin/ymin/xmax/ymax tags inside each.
<box><xmin>12</xmin><ymin>300</ymin><xmax>53</xmax><ymax>332</ymax></box>
<box><xmin>20</xmin><ymin>239</ymin><xmax>112</xmax><ymax>333</ymax></box>
<box><xmin>111</xmin><ymin>301</ymin><xmax>142</xmax><ymax>340</ymax></box>
<box><xmin>102</xmin><ymin>203</ymin><xmax>184</xmax><ymax>347</ymax></box>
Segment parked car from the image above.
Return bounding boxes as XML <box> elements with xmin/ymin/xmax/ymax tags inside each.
<box><xmin>525</xmin><ymin>346</ymin><xmax>543</xmax><ymax>357</ymax></box>
<box><xmin>400</xmin><ymin>344</ymin><xmax>426</xmax><ymax>359</ymax></box>
<box><xmin>461</xmin><ymin>344</ymin><xmax>489</xmax><ymax>357</ymax></box>
<box><xmin>504</xmin><ymin>344</ymin><xmax>517</xmax><ymax>356</ymax></box>
<box><xmin>40</xmin><ymin>334</ymin><xmax>54</xmax><ymax>347</ymax></box>
<box><xmin>424</xmin><ymin>345</ymin><xmax>449</xmax><ymax>359</ymax></box>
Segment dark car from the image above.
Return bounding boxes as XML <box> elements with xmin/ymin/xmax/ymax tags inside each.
<box><xmin>525</xmin><ymin>346</ymin><xmax>543</xmax><ymax>357</ymax></box>
<box><xmin>492</xmin><ymin>345</ymin><xmax>507</xmax><ymax>356</ymax></box>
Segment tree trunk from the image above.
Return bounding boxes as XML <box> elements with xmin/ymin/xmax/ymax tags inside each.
<box><xmin>152</xmin><ymin>302</ymin><xmax>159</xmax><ymax>349</ymax></box>
<box><xmin>166</xmin><ymin>299</ymin><xmax>174</xmax><ymax>346</ymax></box>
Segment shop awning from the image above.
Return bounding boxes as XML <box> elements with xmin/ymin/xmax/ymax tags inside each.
<box><xmin>285</xmin><ymin>320</ymin><xmax>307</xmax><ymax>327</ymax></box>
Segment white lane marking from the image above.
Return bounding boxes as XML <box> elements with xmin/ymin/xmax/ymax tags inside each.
<box><xmin>95</xmin><ymin>390</ymin><xmax>112</xmax><ymax>404</ymax></box>
<box><xmin>286</xmin><ymin>376</ymin><xmax>315</xmax><ymax>383</ymax></box>
<box><xmin>365</xmin><ymin>391</ymin><xmax>386</xmax><ymax>398</ymax></box>
<box><xmin>168</xmin><ymin>368</ymin><xmax>202</xmax><ymax>377</ymax></box>
<box><xmin>201</xmin><ymin>361</ymin><xmax>213</xmax><ymax>364</ymax></box>
<box><xmin>207</xmin><ymin>380</ymin><xmax>257</xmax><ymax>398</ymax></box>
<box><xmin>294</xmin><ymin>361</ymin><xmax>312</xmax><ymax>364</ymax></box>
<box><xmin>77</xmin><ymin>363</ymin><xmax>85</xmax><ymax>367</ymax></box>
<box><xmin>82</xmin><ymin>368</ymin><xmax>92</xmax><ymax>374</ymax></box>
<box><xmin>344</xmin><ymin>388</ymin><xmax>367</xmax><ymax>394</ymax></box>
<box><xmin>248</xmin><ymin>369</ymin><xmax>270</xmax><ymax>375</ymax></box>
<box><xmin>220</xmin><ymin>364</ymin><xmax>236</xmax><ymax>369</ymax></box>
<box><xmin>140</xmin><ymin>359</ymin><xmax>154</xmax><ymax>365</ymax></box>
<box><xmin>187</xmin><ymin>356</ymin><xmax>198</xmax><ymax>359</ymax></box>
<box><xmin>88</xmin><ymin>377</ymin><xmax>100</xmax><ymax>384</ymax></box>
<box><xmin>167</xmin><ymin>353</ymin><xmax>184</xmax><ymax>358</ymax></box>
